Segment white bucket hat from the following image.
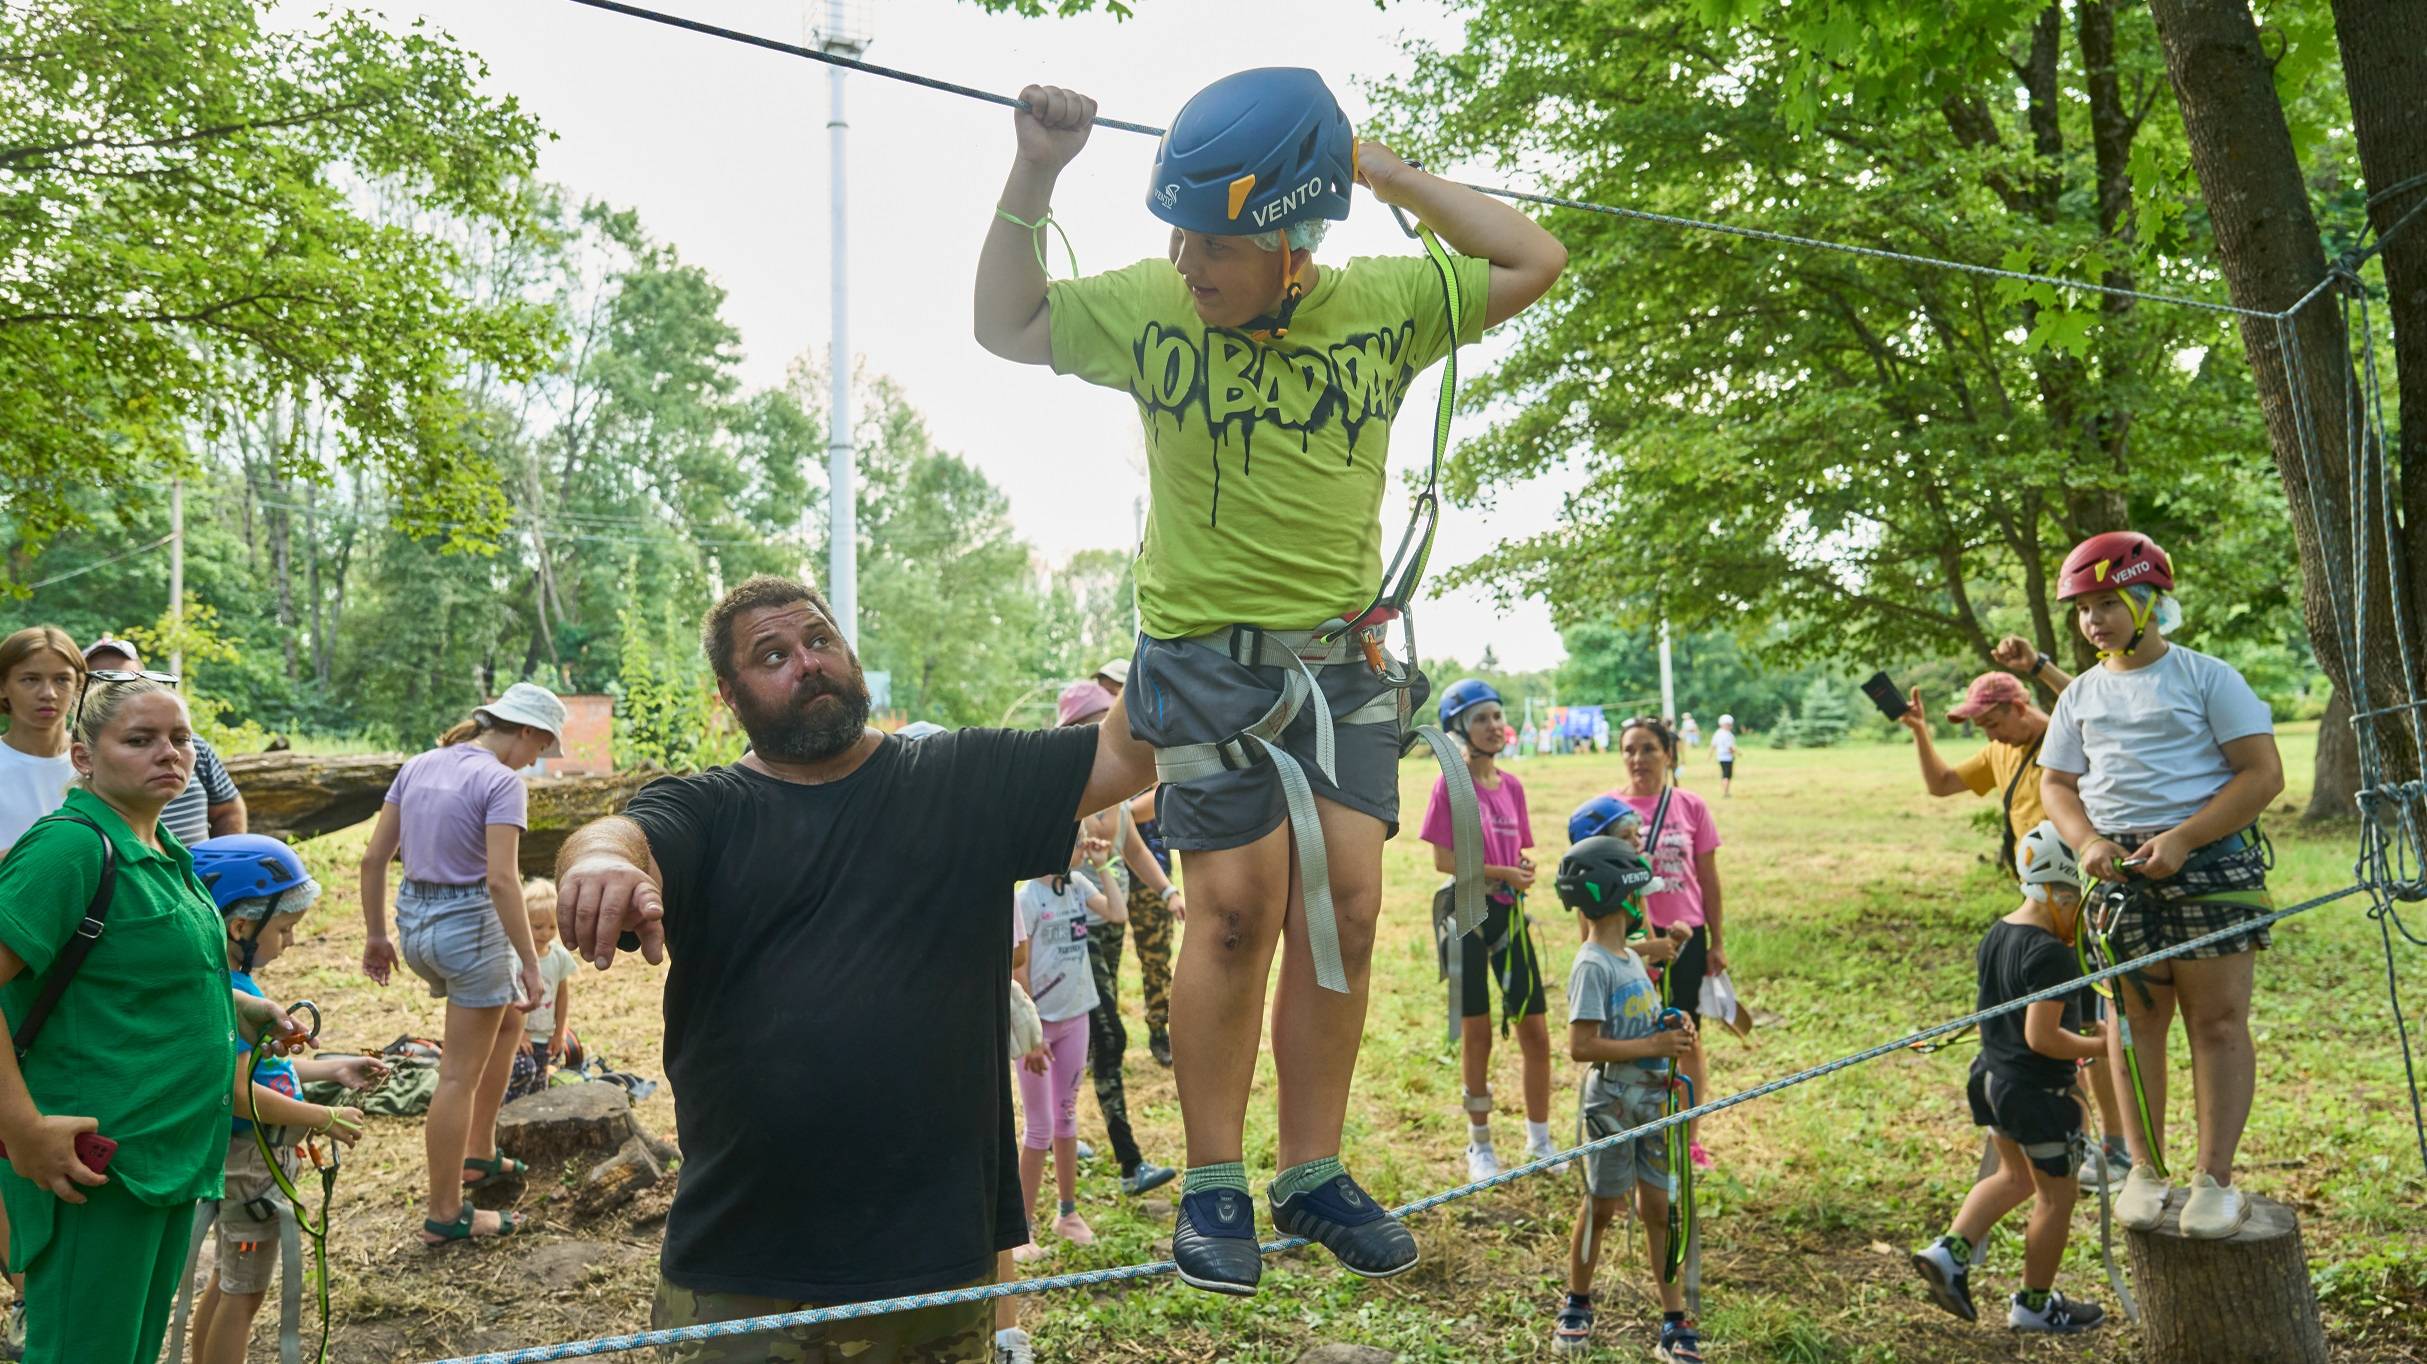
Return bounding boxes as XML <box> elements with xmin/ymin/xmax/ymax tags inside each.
<box><xmin>477</xmin><ymin>682</ymin><xmax>567</xmax><ymax>757</ymax></box>
<box><xmin>1094</xmin><ymin>659</ymin><xmax>1130</xmax><ymax>688</ymax></box>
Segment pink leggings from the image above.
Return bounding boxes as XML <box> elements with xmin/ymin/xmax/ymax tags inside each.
<box><xmin>1019</xmin><ymin>1013</ymin><xmax>1090</xmax><ymax>1151</ymax></box>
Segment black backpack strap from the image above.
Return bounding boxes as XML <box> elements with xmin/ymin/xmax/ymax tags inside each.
<box><xmin>12</xmin><ymin>813</ymin><xmax>118</xmax><ymax>1059</ymax></box>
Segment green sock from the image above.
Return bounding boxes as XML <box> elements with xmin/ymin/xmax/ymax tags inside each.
<box><xmin>1184</xmin><ymin>1162</ymin><xmax>1249</xmax><ymax>1197</ymax></box>
<box><xmin>2017</xmin><ymin>1287</ymin><xmax>2052</xmax><ymax>1311</ymax></box>
<box><xmin>1271</xmin><ymin>1155</ymin><xmax>1347</xmax><ymax>1202</ymax></box>
<box><xmin>1940</xmin><ymin>1232</ymin><xmax>1972</xmax><ymax>1263</ymax></box>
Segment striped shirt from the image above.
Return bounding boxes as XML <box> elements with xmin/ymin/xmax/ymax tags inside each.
<box><xmin>160</xmin><ymin>735</ymin><xmax>238</xmax><ymax>846</ymax></box>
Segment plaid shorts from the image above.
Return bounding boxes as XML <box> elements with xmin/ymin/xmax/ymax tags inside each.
<box><xmin>2101</xmin><ymin>831</ymin><xmax>2273</xmax><ymax>965</ymax></box>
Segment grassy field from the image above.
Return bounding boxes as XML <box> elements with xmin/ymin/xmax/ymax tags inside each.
<box><xmin>263</xmin><ymin>724</ymin><xmax>2426</xmax><ymax>1363</ymax></box>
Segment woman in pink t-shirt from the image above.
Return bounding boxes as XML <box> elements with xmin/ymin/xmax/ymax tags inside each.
<box><xmin>1605</xmin><ymin>715</ymin><xmax>1727</xmax><ymax>1167</ymax></box>
<box><xmin>1421</xmin><ymin>681</ymin><xmax>1560</xmax><ymax>1181</ymax></box>
<box><xmin>359</xmin><ymin>683</ymin><xmax>564</xmax><ymax>1244</ymax></box>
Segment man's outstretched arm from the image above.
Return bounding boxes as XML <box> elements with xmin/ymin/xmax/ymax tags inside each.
<box><xmin>558</xmin><ymin>816</ymin><xmax>668</xmax><ymax>970</ymax></box>
<box><xmin>1077</xmin><ymin>694</ymin><xmax>1156</xmax><ymax>820</ymax></box>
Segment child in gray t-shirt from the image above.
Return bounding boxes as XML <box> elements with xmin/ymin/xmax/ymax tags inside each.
<box><xmin>1552</xmin><ymin>837</ymin><xmax>1702</xmax><ymax>1361</ymax></box>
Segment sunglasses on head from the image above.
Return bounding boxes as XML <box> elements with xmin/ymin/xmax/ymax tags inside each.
<box><xmin>73</xmin><ymin>668</ymin><xmax>180</xmax><ymax>733</ymax></box>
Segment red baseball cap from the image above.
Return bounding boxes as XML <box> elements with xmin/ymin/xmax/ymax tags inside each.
<box><xmin>1948</xmin><ymin>671</ymin><xmax>2029</xmax><ymax>721</ymax></box>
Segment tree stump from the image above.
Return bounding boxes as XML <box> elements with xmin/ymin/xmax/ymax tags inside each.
<box><xmin>2124</xmin><ymin>1193</ymin><xmax>2326</xmax><ymax>1364</ymax></box>
<box><xmin>496</xmin><ymin>1082</ymin><xmax>638</xmax><ymax>1168</ymax></box>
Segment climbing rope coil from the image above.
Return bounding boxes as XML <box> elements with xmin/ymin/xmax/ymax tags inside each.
<box><xmin>412</xmin><ymin>7</ymin><xmax>2427</xmax><ymax>1360</ymax></box>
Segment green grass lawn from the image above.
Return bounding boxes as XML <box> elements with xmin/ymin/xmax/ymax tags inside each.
<box><xmin>1021</xmin><ymin>724</ymin><xmax>2427</xmax><ymax>1362</ymax></box>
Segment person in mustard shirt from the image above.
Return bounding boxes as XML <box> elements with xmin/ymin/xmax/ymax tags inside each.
<box><xmin>1900</xmin><ymin>659</ymin><xmax>2132</xmax><ymax>1191</ymax></box>
<box><xmin>974</xmin><ymin>68</ymin><xmax>1566</xmax><ymax>1295</ymax></box>
<box><xmin>0</xmin><ymin>675</ymin><xmax>302</xmax><ymax>1364</ymax></box>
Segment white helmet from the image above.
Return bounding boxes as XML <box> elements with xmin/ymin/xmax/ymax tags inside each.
<box><xmin>2016</xmin><ymin>821</ymin><xmax>2081</xmax><ymax>900</ymax></box>
<box><xmin>1717</xmin><ymin>713</ymin><xmax>1735</xmax><ymax>728</ymax></box>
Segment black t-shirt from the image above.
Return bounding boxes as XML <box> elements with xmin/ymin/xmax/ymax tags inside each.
<box><xmin>623</xmin><ymin>726</ymin><xmax>1097</xmax><ymax>1301</ymax></box>
<box><xmin>1975</xmin><ymin>918</ymin><xmax>2084</xmax><ymax>1092</ymax></box>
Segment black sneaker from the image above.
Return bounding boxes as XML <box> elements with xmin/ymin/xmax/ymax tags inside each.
<box><xmin>1656</xmin><ymin>1316</ymin><xmax>1705</xmax><ymax>1363</ymax></box>
<box><xmin>1121</xmin><ymin>1161</ymin><xmax>1177</xmax><ymax>1196</ymax></box>
<box><xmin>1551</xmin><ymin>1299</ymin><xmax>1593</xmax><ymax>1355</ymax></box>
<box><xmin>2008</xmin><ymin>1289</ymin><xmax>2106</xmax><ymax>1334</ymax></box>
<box><xmin>1173</xmin><ymin>1187</ymin><xmax>1261</xmax><ymax>1295</ymax></box>
<box><xmin>1911</xmin><ymin>1238</ymin><xmax>1977</xmax><ymax>1321</ymax></box>
<box><xmin>1148</xmin><ymin>1030</ymin><xmax>1173</xmax><ymax>1067</ymax></box>
<box><xmin>1268</xmin><ymin>1173</ymin><xmax>1418</xmax><ymax>1279</ymax></box>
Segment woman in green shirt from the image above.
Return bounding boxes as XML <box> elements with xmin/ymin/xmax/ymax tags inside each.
<box><xmin>0</xmin><ymin>676</ymin><xmax>301</xmax><ymax>1364</ymax></box>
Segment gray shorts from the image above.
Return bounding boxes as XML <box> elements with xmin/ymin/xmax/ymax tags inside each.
<box><xmin>397</xmin><ymin>880</ymin><xmax>518</xmax><ymax>1008</ymax></box>
<box><xmin>1579</xmin><ymin>1079</ymin><xmax>1672</xmax><ymax>1199</ymax></box>
<box><xmin>1126</xmin><ymin>631</ymin><xmax>1425</xmax><ymax>851</ymax></box>
<box><xmin>214</xmin><ymin>1137</ymin><xmax>295</xmax><ymax>1295</ymax></box>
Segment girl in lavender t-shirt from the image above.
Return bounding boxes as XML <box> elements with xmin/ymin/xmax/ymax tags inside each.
<box><xmin>1606</xmin><ymin>715</ymin><xmax>1728</xmax><ymax>1168</ymax></box>
<box><xmin>358</xmin><ymin>683</ymin><xmax>564</xmax><ymax>1244</ymax></box>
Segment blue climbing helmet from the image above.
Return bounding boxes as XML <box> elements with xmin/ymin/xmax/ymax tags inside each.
<box><xmin>1147</xmin><ymin>68</ymin><xmax>1355</xmax><ymax>236</ymax></box>
<box><xmin>1437</xmin><ymin>678</ymin><xmax>1502</xmax><ymax>734</ymax></box>
<box><xmin>1567</xmin><ymin>794</ymin><xmax>1643</xmax><ymax>847</ymax></box>
<box><xmin>192</xmin><ymin>834</ymin><xmax>319</xmax><ymax>925</ymax></box>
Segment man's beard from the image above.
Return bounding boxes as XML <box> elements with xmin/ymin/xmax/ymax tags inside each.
<box><xmin>733</xmin><ymin>663</ymin><xmax>873</xmax><ymax>764</ymax></box>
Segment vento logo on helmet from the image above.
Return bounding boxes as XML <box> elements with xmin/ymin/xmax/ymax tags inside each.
<box><xmin>2107</xmin><ymin>558</ymin><xmax>2155</xmax><ymax>586</ymax></box>
<box><xmin>1248</xmin><ymin>175</ymin><xmax>1329</xmax><ymax>227</ymax></box>
<box><xmin>1156</xmin><ymin>183</ymin><xmax>1180</xmax><ymax>212</ymax></box>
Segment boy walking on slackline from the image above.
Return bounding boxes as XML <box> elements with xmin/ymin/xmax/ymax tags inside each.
<box><xmin>2039</xmin><ymin>533</ymin><xmax>2284</xmax><ymax>1240</ymax></box>
<box><xmin>1909</xmin><ymin>822</ymin><xmax>2108</xmax><ymax>1335</ymax></box>
<box><xmin>975</xmin><ymin>71</ymin><xmax>1566</xmax><ymax>1293</ymax></box>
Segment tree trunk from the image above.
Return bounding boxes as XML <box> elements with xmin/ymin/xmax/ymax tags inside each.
<box><xmin>2124</xmin><ymin>1194</ymin><xmax>2326</xmax><ymax>1364</ymax></box>
<box><xmin>2328</xmin><ymin>0</ymin><xmax>2427</xmax><ymax>788</ymax></box>
<box><xmin>2307</xmin><ymin>687</ymin><xmax>2361</xmax><ymax>821</ymax></box>
<box><xmin>2147</xmin><ymin>0</ymin><xmax>2419</xmax><ymax>777</ymax></box>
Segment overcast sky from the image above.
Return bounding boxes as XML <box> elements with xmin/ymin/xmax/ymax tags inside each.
<box><xmin>342</xmin><ymin>0</ymin><xmax>1575</xmax><ymax>670</ymax></box>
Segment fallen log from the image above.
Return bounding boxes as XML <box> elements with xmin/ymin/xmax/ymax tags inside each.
<box><xmin>225</xmin><ymin>750</ymin><xmax>657</xmax><ymax>876</ymax></box>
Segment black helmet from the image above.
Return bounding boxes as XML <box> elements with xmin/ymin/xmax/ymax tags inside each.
<box><xmin>1556</xmin><ymin>837</ymin><xmax>1656</xmax><ymax>922</ymax></box>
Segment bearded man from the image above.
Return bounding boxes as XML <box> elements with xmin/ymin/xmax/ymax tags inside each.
<box><xmin>556</xmin><ymin>575</ymin><xmax>1156</xmax><ymax>1363</ymax></box>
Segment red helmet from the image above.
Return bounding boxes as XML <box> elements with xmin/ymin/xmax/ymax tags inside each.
<box><xmin>2057</xmin><ymin>532</ymin><xmax>2174</xmax><ymax>600</ymax></box>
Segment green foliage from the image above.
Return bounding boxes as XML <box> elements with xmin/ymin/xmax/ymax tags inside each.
<box><xmin>1370</xmin><ymin>0</ymin><xmax>2316</xmax><ymax>682</ymax></box>
<box><xmin>1791</xmin><ymin>675</ymin><xmax>1852</xmax><ymax>748</ymax></box>
<box><xmin>609</xmin><ymin>598</ymin><xmax>739</xmax><ymax>772</ymax></box>
<box><xmin>120</xmin><ymin>597</ymin><xmax>268</xmax><ymax>752</ymax></box>
<box><xmin>0</xmin><ymin>0</ymin><xmax>556</xmax><ymax>549</ymax></box>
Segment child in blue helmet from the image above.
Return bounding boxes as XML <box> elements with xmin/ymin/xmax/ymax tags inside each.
<box><xmin>186</xmin><ymin>836</ymin><xmax>387</xmax><ymax>1364</ymax></box>
<box><xmin>976</xmin><ymin>68</ymin><xmax>1566</xmax><ymax>1296</ymax></box>
<box><xmin>1420</xmin><ymin>680</ymin><xmax>1556</xmax><ymax>1180</ymax></box>
<box><xmin>1552</xmin><ymin>836</ymin><xmax>1703</xmax><ymax>1362</ymax></box>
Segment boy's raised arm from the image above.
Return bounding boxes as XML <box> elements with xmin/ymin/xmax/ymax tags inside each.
<box><xmin>974</xmin><ymin>84</ymin><xmax>1097</xmax><ymax>364</ymax></box>
<box><xmin>1356</xmin><ymin>143</ymin><xmax>1566</xmax><ymax>329</ymax></box>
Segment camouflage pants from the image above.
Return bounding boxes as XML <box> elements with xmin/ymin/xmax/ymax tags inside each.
<box><xmin>1124</xmin><ymin>880</ymin><xmax>1174</xmax><ymax>1036</ymax></box>
<box><xmin>1085</xmin><ymin>923</ymin><xmax>1142</xmax><ymax>1174</ymax></box>
<box><xmin>650</xmin><ymin>1277</ymin><xmax>990</xmax><ymax>1363</ymax></box>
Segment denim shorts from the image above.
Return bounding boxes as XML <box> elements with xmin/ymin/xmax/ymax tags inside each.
<box><xmin>396</xmin><ymin>880</ymin><xmax>518</xmax><ymax>1008</ymax></box>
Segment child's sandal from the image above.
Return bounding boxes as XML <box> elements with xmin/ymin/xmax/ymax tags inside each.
<box><xmin>461</xmin><ymin>1154</ymin><xmax>527</xmax><ymax>1188</ymax></box>
<box><xmin>420</xmin><ymin>1204</ymin><xmax>518</xmax><ymax>1245</ymax></box>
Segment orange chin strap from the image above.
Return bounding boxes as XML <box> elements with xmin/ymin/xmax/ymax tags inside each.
<box><xmin>1245</xmin><ymin>241</ymin><xmax>1307</xmax><ymax>340</ymax></box>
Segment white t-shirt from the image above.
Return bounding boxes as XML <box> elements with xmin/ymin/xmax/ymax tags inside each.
<box><xmin>0</xmin><ymin>742</ymin><xmax>76</xmax><ymax>852</ymax></box>
<box><xmin>1711</xmin><ymin>729</ymin><xmax>1737</xmax><ymax>762</ymax></box>
<box><xmin>2041</xmin><ymin>645</ymin><xmax>2275</xmax><ymax>833</ymax></box>
<box><xmin>1015</xmin><ymin>876</ymin><xmax>1100</xmax><ymax>1024</ymax></box>
<box><xmin>522</xmin><ymin>940</ymin><xmax>583</xmax><ymax>1043</ymax></box>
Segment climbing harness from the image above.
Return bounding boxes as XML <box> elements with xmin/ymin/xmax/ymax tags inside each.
<box><xmin>1153</xmin><ymin>204</ymin><xmax>1485</xmax><ymax>993</ymax></box>
<box><xmin>171</xmin><ymin>1000</ymin><xmax>343</xmax><ymax>1364</ymax></box>
<box><xmin>1432</xmin><ymin>887</ymin><xmax>1547</xmax><ymax>1044</ymax></box>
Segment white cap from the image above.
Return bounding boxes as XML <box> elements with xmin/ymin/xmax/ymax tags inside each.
<box><xmin>1095</xmin><ymin>659</ymin><xmax>1131</xmax><ymax>687</ymax></box>
<box><xmin>477</xmin><ymin>682</ymin><xmax>566</xmax><ymax>756</ymax></box>
<box><xmin>1718</xmin><ymin>714</ymin><xmax>1735</xmax><ymax>727</ymax></box>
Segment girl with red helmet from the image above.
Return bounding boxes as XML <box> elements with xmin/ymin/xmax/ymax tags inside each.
<box><xmin>2037</xmin><ymin>533</ymin><xmax>2285</xmax><ymax>1241</ymax></box>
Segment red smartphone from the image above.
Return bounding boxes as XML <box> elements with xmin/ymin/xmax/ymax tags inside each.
<box><xmin>0</xmin><ymin>1131</ymin><xmax>115</xmax><ymax>1174</ymax></box>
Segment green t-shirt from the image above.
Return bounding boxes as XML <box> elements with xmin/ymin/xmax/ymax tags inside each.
<box><xmin>0</xmin><ymin>788</ymin><xmax>234</xmax><ymax>1206</ymax></box>
<box><xmin>1048</xmin><ymin>251</ymin><xmax>1492</xmax><ymax>640</ymax></box>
